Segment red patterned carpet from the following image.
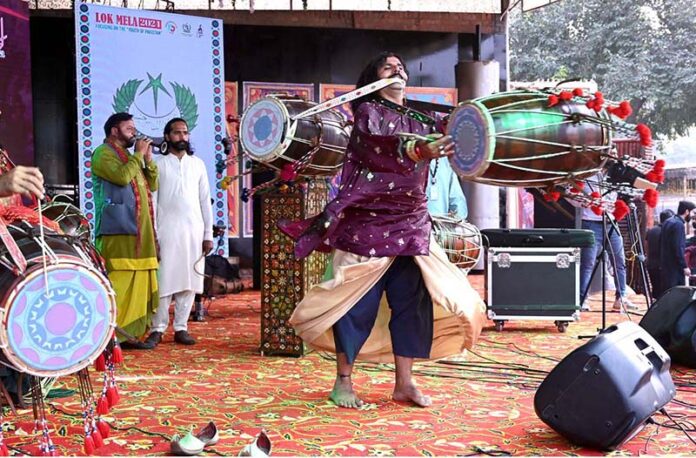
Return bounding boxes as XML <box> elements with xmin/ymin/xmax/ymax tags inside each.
<box><xmin>3</xmin><ymin>275</ymin><xmax>695</xmax><ymax>456</ymax></box>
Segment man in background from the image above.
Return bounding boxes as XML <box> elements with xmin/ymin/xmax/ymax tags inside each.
<box><xmin>92</xmin><ymin>113</ymin><xmax>159</xmax><ymax>350</ymax></box>
<box><xmin>645</xmin><ymin>209</ymin><xmax>674</xmax><ymax>300</ymax></box>
<box><xmin>425</xmin><ymin>157</ymin><xmax>467</xmax><ymax>220</ymax></box>
<box><xmin>145</xmin><ymin>118</ymin><xmax>213</xmax><ymax>347</ymax></box>
<box><xmin>660</xmin><ymin>200</ymin><xmax>696</xmax><ymax>292</ymax></box>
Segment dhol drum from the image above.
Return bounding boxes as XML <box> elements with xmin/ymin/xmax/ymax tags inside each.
<box><xmin>37</xmin><ymin>199</ymin><xmax>107</xmax><ymax>275</ymax></box>
<box><xmin>39</xmin><ymin>200</ymin><xmax>91</xmax><ymax>239</ymax></box>
<box><xmin>431</xmin><ymin>215</ymin><xmax>482</xmax><ymax>273</ymax></box>
<box><xmin>447</xmin><ymin>90</ymin><xmax>612</xmax><ymax>187</ymax></box>
<box><xmin>0</xmin><ymin>221</ymin><xmax>116</xmax><ymax>377</ymax></box>
<box><xmin>239</xmin><ymin>95</ymin><xmax>351</xmax><ymax>176</ymax></box>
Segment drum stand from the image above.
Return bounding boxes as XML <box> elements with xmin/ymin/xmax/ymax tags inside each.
<box><xmin>624</xmin><ymin>201</ymin><xmax>653</xmax><ymax>308</ymax></box>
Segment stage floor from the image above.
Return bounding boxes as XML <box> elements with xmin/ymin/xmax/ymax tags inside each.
<box><xmin>4</xmin><ymin>275</ymin><xmax>695</xmax><ymax>456</ymax></box>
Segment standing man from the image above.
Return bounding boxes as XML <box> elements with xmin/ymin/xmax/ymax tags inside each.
<box><xmin>660</xmin><ymin>200</ymin><xmax>696</xmax><ymax>292</ymax></box>
<box><xmin>145</xmin><ymin>118</ymin><xmax>213</xmax><ymax>346</ymax></box>
<box><xmin>426</xmin><ymin>157</ymin><xmax>467</xmax><ymax>219</ymax></box>
<box><xmin>575</xmin><ymin>174</ymin><xmax>637</xmax><ymax>313</ymax></box>
<box><xmin>645</xmin><ymin>209</ymin><xmax>674</xmax><ymax>300</ymax></box>
<box><xmin>92</xmin><ymin>113</ymin><xmax>159</xmax><ymax>349</ymax></box>
<box><xmin>279</xmin><ymin>52</ymin><xmax>485</xmax><ymax>409</ymax></box>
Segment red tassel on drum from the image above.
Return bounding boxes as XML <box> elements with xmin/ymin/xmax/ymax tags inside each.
<box><xmin>543</xmin><ymin>190</ymin><xmax>561</xmax><ymax>202</ymax></box>
<box><xmin>84</xmin><ymin>435</ymin><xmax>95</xmax><ymax>455</ymax></box>
<box><xmin>559</xmin><ymin>91</ymin><xmax>573</xmax><ymax>101</ymax></box>
<box><xmin>547</xmin><ymin>94</ymin><xmax>559</xmax><ymax>107</ymax></box>
<box><xmin>613</xmin><ymin>200</ymin><xmax>630</xmax><ymax>221</ymax></box>
<box><xmin>91</xmin><ymin>430</ymin><xmax>104</xmax><ymax>449</ymax></box>
<box><xmin>0</xmin><ymin>443</ymin><xmax>9</xmax><ymax>456</ymax></box>
<box><xmin>636</xmin><ymin>123</ymin><xmax>653</xmax><ymax>147</ymax></box>
<box><xmin>94</xmin><ymin>354</ymin><xmax>106</xmax><ymax>372</ymax></box>
<box><xmin>96</xmin><ymin>395</ymin><xmax>109</xmax><ymax>415</ymax></box>
<box><xmin>643</xmin><ymin>188</ymin><xmax>659</xmax><ymax>208</ymax></box>
<box><xmin>97</xmin><ymin>420</ymin><xmax>110</xmax><ymax>439</ymax></box>
<box><xmin>106</xmin><ymin>386</ymin><xmax>119</xmax><ymax>407</ymax></box>
<box><xmin>572</xmin><ymin>88</ymin><xmax>584</xmax><ymax>97</ymax></box>
<box><xmin>112</xmin><ymin>344</ymin><xmax>124</xmax><ymax>365</ymax></box>
<box><xmin>654</xmin><ymin>159</ymin><xmax>666</xmax><ymax>170</ymax></box>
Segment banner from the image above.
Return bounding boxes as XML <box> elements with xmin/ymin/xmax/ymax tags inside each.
<box><xmin>74</xmin><ymin>3</ymin><xmax>227</xmax><ymax>254</ymax></box>
<box><xmin>0</xmin><ymin>0</ymin><xmax>34</xmax><ymax>165</ymax></box>
<box><xmin>241</xmin><ymin>81</ymin><xmax>314</xmax><ymax>238</ymax></box>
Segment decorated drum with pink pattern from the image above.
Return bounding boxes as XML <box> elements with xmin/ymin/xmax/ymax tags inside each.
<box><xmin>0</xmin><ymin>260</ymin><xmax>116</xmax><ymax>377</ymax></box>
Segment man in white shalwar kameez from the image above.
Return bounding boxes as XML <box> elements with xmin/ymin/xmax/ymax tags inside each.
<box><xmin>145</xmin><ymin>118</ymin><xmax>213</xmax><ymax>346</ymax></box>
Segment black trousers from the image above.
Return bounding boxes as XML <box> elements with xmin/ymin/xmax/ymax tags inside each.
<box><xmin>332</xmin><ymin>256</ymin><xmax>433</xmax><ymax>364</ymax></box>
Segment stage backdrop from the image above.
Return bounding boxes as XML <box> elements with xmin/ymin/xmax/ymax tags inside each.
<box><xmin>74</xmin><ymin>3</ymin><xmax>227</xmax><ymax>254</ymax></box>
<box><xmin>0</xmin><ymin>0</ymin><xmax>34</xmax><ymax>165</ymax></box>
<box><xmin>224</xmin><ymin>81</ymin><xmax>240</xmax><ymax>238</ymax></box>
<box><xmin>240</xmin><ymin>82</ymin><xmax>314</xmax><ymax>238</ymax></box>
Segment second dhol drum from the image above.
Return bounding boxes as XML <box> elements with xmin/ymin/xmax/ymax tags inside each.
<box><xmin>240</xmin><ymin>95</ymin><xmax>351</xmax><ymax>176</ymax></box>
<box><xmin>446</xmin><ymin>90</ymin><xmax>612</xmax><ymax>187</ymax></box>
<box><xmin>431</xmin><ymin>215</ymin><xmax>482</xmax><ymax>273</ymax></box>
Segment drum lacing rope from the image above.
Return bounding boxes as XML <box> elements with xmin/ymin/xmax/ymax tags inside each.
<box><xmin>37</xmin><ymin>203</ymin><xmax>51</xmax><ymax>300</ymax></box>
<box><xmin>291</xmin><ymin>115</ymin><xmax>325</xmax><ymax>174</ymax></box>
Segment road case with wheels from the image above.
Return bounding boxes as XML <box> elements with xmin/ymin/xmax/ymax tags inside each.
<box><xmin>482</xmin><ymin>229</ymin><xmax>595</xmax><ymax>332</ymax></box>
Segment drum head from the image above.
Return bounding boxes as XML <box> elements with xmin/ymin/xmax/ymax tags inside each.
<box><xmin>1</xmin><ymin>263</ymin><xmax>115</xmax><ymax>377</ymax></box>
<box><xmin>447</xmin><ymin>101</ymin><xmax>496</xmax><ymax>179</ymax></box>
<box><xmin>240</xmin><ymin>96</ymin><xmax>292</xmax><ymax>163</ymax></box>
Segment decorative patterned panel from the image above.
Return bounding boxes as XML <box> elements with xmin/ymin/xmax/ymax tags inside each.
<box><xmin>260</xmin><ymin>181</ymin><xmax>329</xmax><ymax>357</ymax></box>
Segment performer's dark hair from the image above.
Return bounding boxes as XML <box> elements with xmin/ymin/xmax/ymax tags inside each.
<box><xmin>164</xmin><ymin>117</ymin><xmax>188</xmax><ymax>136</ymax></box>
<box><xmin>350</xmin><ymin>51</ymin><xmax>409</xmax><ymax>113</ymax></box>
<box><xmin>678</xmin><ymin>200</ymin><xmax>696</xmax><ymax>215</ymax></box>
<box><xmin>104</xmin><ymin>112</ymin><xmax>133</xmax><ymax>137</ymax></box>
<box><xmin>659</xmin><ymin>209</ymin><xmax>674</xmax><ymax>224</ymax></box>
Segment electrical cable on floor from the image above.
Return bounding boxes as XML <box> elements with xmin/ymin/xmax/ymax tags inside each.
<box><xmin>645</xmin><ymin>409</ymin><xmax>696</xmax><ymax>447</ymax></box>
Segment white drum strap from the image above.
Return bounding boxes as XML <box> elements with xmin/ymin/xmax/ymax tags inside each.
<box><xmin>291</xmin><ymin>77</ymin><xmax>405</xmax><ymax>120</ymax></box>
<box><xmin>37</xmin><ymin>204</ymin><xmax>51</xmax><ymax>298</ymax></box>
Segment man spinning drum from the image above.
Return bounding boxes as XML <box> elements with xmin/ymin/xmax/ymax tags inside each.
<box><xmin>280</xmin><ymin>52</ymin><xmax>485</xmax><ymax>408</ymax></box>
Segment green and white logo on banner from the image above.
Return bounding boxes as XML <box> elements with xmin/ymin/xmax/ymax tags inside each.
<box><xmin>112</xmin><ymin>73</ymin><xmax>199</xmax><ymax>136</ymax></box>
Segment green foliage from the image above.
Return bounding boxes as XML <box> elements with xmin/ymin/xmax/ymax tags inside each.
<box><xmin>112</xmin><ymin>79</ymin><xmax>143</xmax><ymax>113</ymax></box>
<box><xmin>509</xmin><ymin>0</ymin><xmax>696</xmax><ymax>137</ymax></box>
<box><xmin>170</xmin><ymin>82</ymin><xmax>199</xmax><ymax>132</ymax></box>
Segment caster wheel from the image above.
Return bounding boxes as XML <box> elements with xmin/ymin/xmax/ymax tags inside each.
<box><xmin>494</xmin><ymin>321</ymin><xmax>504</xmax><ymax>332</ymax></box>
<box><xmin>555</xmin><ymin>321</ymin><xmax>568</xmax><ymax>333</ymax></box>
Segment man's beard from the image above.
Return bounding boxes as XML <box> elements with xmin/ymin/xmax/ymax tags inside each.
<box><xmin>124</xmin><ymin>135</ymin><xmax>136</xmax><ymax>148</ymax></box>
<box><xmin>172</xmin><ymin>140</ymin><xmax>191</xmax><ymax>153</ymax></box>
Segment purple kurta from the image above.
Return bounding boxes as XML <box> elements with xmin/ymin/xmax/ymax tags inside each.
<box><xmin>280</xmin><ymin>100</ymin><xmax>437</xmax><ymax>259</ymax></box>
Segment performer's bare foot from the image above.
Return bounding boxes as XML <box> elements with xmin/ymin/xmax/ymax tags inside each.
<box><xmin>329</xmin><ymin>375</ymin><xmax>364</xmax><ymax>409</ymax></box>
<box><xmin>392</xmin><ymin>383</ymin><xmax>432</xmax><ymax>407</ymax></box>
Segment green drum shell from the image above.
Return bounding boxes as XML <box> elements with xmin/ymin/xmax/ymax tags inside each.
<box><xmin>452</xmin><ymin>91</ymin><xmax>611</xmax><ymax>186</ymax></box>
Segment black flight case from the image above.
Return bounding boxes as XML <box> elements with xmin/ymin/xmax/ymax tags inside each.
<box><xmin>481</xmin><ymin>228</ymin><xmax>595</xmax><ymax>332</ymax></box>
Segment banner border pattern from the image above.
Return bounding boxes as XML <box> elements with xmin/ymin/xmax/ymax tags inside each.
<box><xmin>74</xmin><ymin>4</ymin><xmax>228</xmax><ymax>255</ymax></box>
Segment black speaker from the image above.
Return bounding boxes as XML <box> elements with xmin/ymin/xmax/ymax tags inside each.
<box><xmin>640</xmin><ymin>286</ymin><xmax>696</xmax><ymax>368</ymax></box>
<box><xmin>534</xmin><ymin>322</ymin><xmax>675</xmax><ymax>450</ymax></box>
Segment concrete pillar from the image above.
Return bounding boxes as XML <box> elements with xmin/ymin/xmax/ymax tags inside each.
<box><xmin>455</xmin><ymin>61</ymin><xmax>501</xmax><ymax>268</ymax></box>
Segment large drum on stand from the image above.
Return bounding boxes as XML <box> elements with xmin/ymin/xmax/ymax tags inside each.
<box><xmin>0</xmin><ymin>221</ymin><xmax>116</xmax><ymax>377</ymax></box>
<box><xmin>239</xmin><ymin>95</ymin><xmax>351</xmax><ymax>176</ymax></box>
<box><xmin>447</xmin><ymin>90</ymin><xmax>612</xmax><ymax>187</ymax></box>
